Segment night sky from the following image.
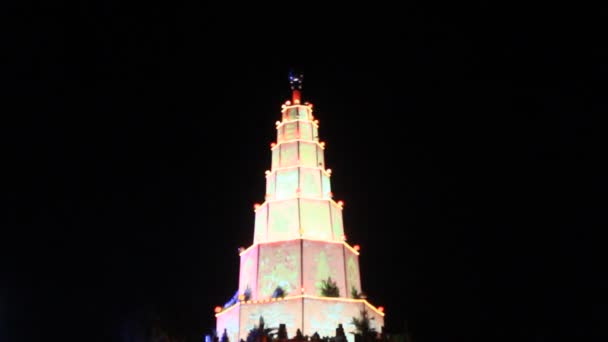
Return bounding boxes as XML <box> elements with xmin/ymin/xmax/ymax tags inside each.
<box><xmin>2</xmin><ymin>3</ymin><xmax>604</xmax><ymax>342</ymax></box>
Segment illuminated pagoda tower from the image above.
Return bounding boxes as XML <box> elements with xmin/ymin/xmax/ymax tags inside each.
<box><xmin>215</xmin><ymin>73</ymin><xmax>384</xmax><ymax>342</ymax></box>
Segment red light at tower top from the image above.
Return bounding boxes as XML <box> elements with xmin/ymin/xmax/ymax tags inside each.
<box><xmin>289</xmin><ymin>71</ymin><xmax>303</xmax><ymax>104</ymax></box>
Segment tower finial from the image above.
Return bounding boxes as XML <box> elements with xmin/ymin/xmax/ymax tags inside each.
<box><xmin>289</xmin><ymin>70</ymin><xmax>303</xmax><ymax>104</ymax></box>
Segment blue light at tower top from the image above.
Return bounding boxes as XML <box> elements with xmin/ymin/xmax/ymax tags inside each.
<box><xmin>289</xmin><ymin>71</ymin><xmax>303</xmax><ymax>90</ymax></box>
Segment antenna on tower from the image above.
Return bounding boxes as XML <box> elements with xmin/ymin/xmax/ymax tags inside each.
<box><xmin>289</xmin><ymin>70</ymin><xmax>303</xmax><ymax>104</ymax></box>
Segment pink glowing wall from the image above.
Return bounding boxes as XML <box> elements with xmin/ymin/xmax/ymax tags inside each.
<box><xmin>240</xmin><ymin>240</ymin><xmax>360</xmax><ymax>301</ymax></box>
<box><xmin>330</xmin><ymin>202</ymin><xmax>344</xmax><ymax>239</ymax></box>
<box><xmin>239</xmin><ymin>299</ymin><xmax>303</xmax><ymax>340</ymax></box>
<box><xmin>276</xmin><ymin>169</ymin><xmax>299</xmax><ymax>200</ymax></box>
<box><xmin>267</xmin><ymin>200</ymin><xmax>299</xmax><ymax>241</ymax></box>
<box><xmin>280</xmin><ymin>142</ymin><xmax>298</xmax><ymax>167</ymax></box>
<box><xmin>216</xmin><ymin>306</ymin><xmax>240</xmax><ymax>342</ymax></box>
<box><xmin>220</xmin><ymin>298</ymin><xmax>384</xmax><ymax>342</ymax></box>
<box><xmin>344</xmin><ymin>250</ymin><xmax>362</xmax><ymax>296</ymax></box>
<box><xmin>257</xmin><ymin>240</ymin><xmax>301</xmax><ymax>298</ymax></box>
<box><xmin>281</xmin><ymin>106</ymin><xmax>312</xmax><ymax>121</ymax></box>
<box><xmin>302</xmin><ymin>240</ymin><xmax>347</xmax><ymax>297</ymax></box>
<box><xmin>299</xmin><ymin>168</ymin><xmax>322</xmax><ymax>198</ymax></box>
<box><xmin>299</xmin><ymin>199</ymin><xmax>332</xmax><ymax>240</ymax></box>
<box><xmin>239</xmin><ymin>246</ymin><xmax>259</xmax><ymax>299</ymax></box>
<box><xmin>254</xmin><ymin>204</ymin><xmax>268</xmax><ymax>244</ymax></box>
<box><xmin>303</xmin><ymin>299</ymin><xmax>384</xmax><ymax>340</ymax></box>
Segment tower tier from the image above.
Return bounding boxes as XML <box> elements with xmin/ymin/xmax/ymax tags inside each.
<box><xmin>217</xmin><ymin>296</ymin><xmax>385</xmax><ymax>342</ymax></box>
<box><xmin>238</xmin><ymin>239</ymin><xmax>361</xmax><ymax>301</ymax></box>
<box><xmin>253</xmin><ymin>199</ymin><xmax>344</xmax><ymax>243</ymax></box>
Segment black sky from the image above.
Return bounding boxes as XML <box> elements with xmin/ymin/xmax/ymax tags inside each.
<box><xmin>1</xmin><ymin>2</ymin><xmax>605</xmax><ymax>342</ymax></box>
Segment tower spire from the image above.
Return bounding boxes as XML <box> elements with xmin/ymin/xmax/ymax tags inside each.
<box><xmin>289</xmin><ymin>70</ymin><xmax>303</xmax><ymax>104</ymax></box>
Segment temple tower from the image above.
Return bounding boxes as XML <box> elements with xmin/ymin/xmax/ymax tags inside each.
<box><xmin>215</xmin><ymin>73</ymin><xmax>384</xmax><ymax>342</ymax></box>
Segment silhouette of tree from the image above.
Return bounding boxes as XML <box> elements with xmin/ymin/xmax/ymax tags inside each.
<box><xmin>243</xmin><ymin>285</ymin><xmax>252</xmax><ymax>301</ymax></box>
<box><xmin>277</xmin><ymin>324</ymin><xmax>288</xmax><ymax>340</ymax></box>
<box><xmin>246</xmin><ymin>316</ymin><xmax>277</xmax><ymax>342</ymax></box>
<box><xmin>320</xmin><ymin>277</ymin><xmax>340</xmax><ymax>297</ymax></box>
<box><xmin>294</xmin><ymin>328</ymin><xmax>305</xmax><ymax>341</ymax></box>
<box><xmin>272</xmin><ymin>286</ymin><xmax>285</xmax><ymax>299</ymax></box>
<box><xmin>351</xmin><ymin>309</ymin><xmax>377</xmax><ymax>342</ymax></box>
<box><xmin>335</xmin><ymin>324</ymin><xmax>347</xmax><ymax>342</ymax></box>
<box><xmin>220</xmin><ymin>329</ymin><xmax>230</xmax><ymax>342</ymax></box>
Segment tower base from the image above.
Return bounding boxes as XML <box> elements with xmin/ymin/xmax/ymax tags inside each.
<box><xmin>216</xmin><ymin>295</ymin><xmax>384</xmax><ymax>342</ymax></box>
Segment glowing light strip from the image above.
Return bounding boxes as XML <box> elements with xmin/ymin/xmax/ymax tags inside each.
<box><xmin>239</xmin><ymin>238</ymin><xmax>358</xmax><ymax>256</ymax></box>
<box><xmin>238</xmin><ymin>242</ymin><xmax>257</xmax><ymax>256</ymax></box>
<box><xmin>254</xmin><ymin>195</ymin><xmax>338</xmax><ymax>213</ymax></box>
<box><xmin>276</xmin><ymin>119</ymin><xmax>319</xmax><ymax>129</ymax></box>
<box><xmin>266</xmin><ymin>165</ymin><xmax>330</xmax><ymax>176</ymax></box>
<box><xmin>329</xmin><ymin>199</ymin><xmax>341</xmax><ymax>206</ymax></box>
<box><xmin>264</xmin><ymin>193</ymin><xmax>332</xmax><ymax>202</ymax></box>
<box><xmin>343</xmin><ymin>242</ymin><xmax>361</xmax><ymax>256</ymax></box>
<box><xmin>265</xmin><ymin>194</ymin><xmax>332</xmax><ymax>202</ymax></box>
<box><xmin>270</xmin><ymin>139</ymin><xmax>325</xmax><ymax>150</ymax></box>
<box><xmin>363</xmin><ymin>300</ymin><xmax>385</xmax><ymax>316</ymax></box>
<box><xmin>216</xmin><ymin>295</ymin><xmax>384</xmax><ymax>317</ymax></box>
<box><xmin>281</xmin><ymin>104</ymin><xmax>313</xmax><ymax>113</ymax></box>
<box><xmin>296</xmin><ymin>295</ymin><xmax>384</xmax><ymax>316</ymax></box>
<box><xmin>214</xmin><ymin>301</ymin><xmax>240</xmax><ymax>317</ymax></box>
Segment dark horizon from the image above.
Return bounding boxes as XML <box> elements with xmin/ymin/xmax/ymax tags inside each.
<box><xmin>2</xmin><ymin>3</ymin><xmax>603</xmax><ymax>342</ymax></box>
